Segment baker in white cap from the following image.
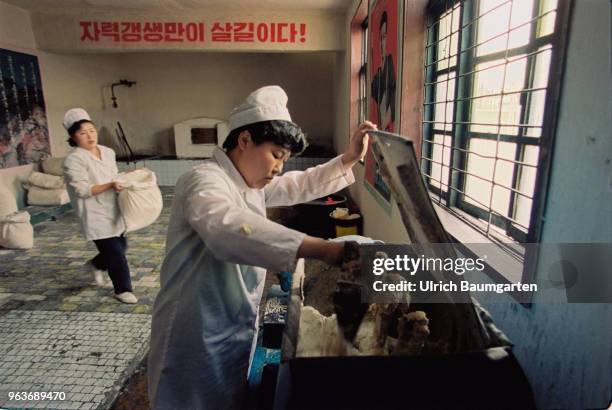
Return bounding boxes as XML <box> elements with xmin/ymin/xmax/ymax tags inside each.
<box><xmin>148</xmin><ymin>85</ymin><xmax>377</xmax><ymax>409</ymax></box>
<box><xmin>62</xmin><ymin>108</ymin><xmax>138</xmax><ymax>304</ymax></box>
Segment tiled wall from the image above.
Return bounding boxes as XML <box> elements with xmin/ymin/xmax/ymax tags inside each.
<box><xmin>282</xmin><ymin>157</ymin><xmax>330</xmax><ymax>173</ymax></box>
<box><xmin>117</xmin><ymin>157</ymin><xmax>332</xmax><ymax>186</ymax></box>
<box><xmin>117</xmin><ymin>159</ymin><xmax>204</xmax><ymax>186</ymax></box>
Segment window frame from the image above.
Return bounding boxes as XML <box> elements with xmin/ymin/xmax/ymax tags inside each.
<box><xmin>422</xmin><ymin>0</ymin><xmax>574</xmax><ymax>301</ymax></box>
<box><xmin>359</xmin><ymin>17</ymin><xmax>369</xmax><ymax>125</ymax></box>
<box><xmin>350</xmin><ymin>0</ymin><xmax>370</xmax><ymax>156</ymax></box>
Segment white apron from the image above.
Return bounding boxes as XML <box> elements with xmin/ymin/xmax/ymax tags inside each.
<box><xmin>63</xmin><ymin>145</ymin><xmax>125</xmax><ymax>241</ymax></box>
<box><xmin>148</xmin><ymin>147</ymin><xmax>354</xmax><ymax>409</ymax></box>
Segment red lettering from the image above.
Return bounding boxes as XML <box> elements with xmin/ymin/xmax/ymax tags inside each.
<box><xmin>277</xmin><ymin>23</ymin><xmax>288</xmax><ymax>42</ymax></box>
<box><xmin>143</xmin><ymin>22</ymin><xmax>163</xmax><ymax>41</ymax></box>
<box><xmin>185</xmin><ymin>23</ymin><xmax>198</xmax><ymax>42</ymax></box>
<box><xmin>233</xmin><ymin>22</ymin><xmax>254</xmax><ymax>42</ymax></box>
<box><xmin>257</xmin><ymin>23</ymin><xmax>269</xmax><ymax>42</ymax></box>
<box><xmin>79</xmin><ymin>21</ymin><xmax>98</xmax><ymax>41</ymax></box>
<box><xmin>121</xmin><ymin>22</ymin><xmax>142</xmax><ymax>42</ymax></box>
<box><xmin>211</xmin><ymin>22</ymin><xmax>232</xmax><ymax>42</ymax></box>
<box><xmin>288</xmin><ymin>23</ymin><xmax>299</xmax><ymax>43</ymax></box>
<box><xmin>77</xmin><ymin>20</ymin><xmax>300</xmax><ymax>45</ymax></box>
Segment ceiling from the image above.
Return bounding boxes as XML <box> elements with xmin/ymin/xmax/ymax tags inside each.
<box><xmin>3</xmin><ymin>0</ymin><xmax>353</xmax><ymax>13</ymax></box>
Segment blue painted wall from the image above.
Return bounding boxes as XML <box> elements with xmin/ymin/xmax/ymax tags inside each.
<box><xmin>481</xmin><ymin>1</ymin><xmax>612</xmax><ymax>409</ymax></box>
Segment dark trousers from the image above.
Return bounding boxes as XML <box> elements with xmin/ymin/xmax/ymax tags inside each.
<box><xmin>91</xmin><ymin>235</ymin><xmax>132</xmax><ymax>294</ymax></box>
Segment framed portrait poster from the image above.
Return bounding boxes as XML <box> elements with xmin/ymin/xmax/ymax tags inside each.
<box><xmin>364</xmin><ymin>0</ymin><xmax>403</xmax><ymax>208</ymax></box>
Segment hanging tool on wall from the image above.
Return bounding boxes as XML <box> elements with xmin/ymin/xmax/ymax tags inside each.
<box><xmin>110</xmin><ymin>79</ymin><xmax>136</xmax><ymax>108</ymax></box>
<box><xmin>115</xmin><ymin>121</ymin><xmax>135</xmax><ymax>163</ymax></box>
<box><xmin>113</xmin><ymin>127</ymin><xmax>128</xmax><ymax>160</ymax></box>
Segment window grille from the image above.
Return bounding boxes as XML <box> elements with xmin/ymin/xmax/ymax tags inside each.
<box><xmin>422</xmin><ymin>0</ymin><xmax>569</xmax><ymax>251</ymax></box>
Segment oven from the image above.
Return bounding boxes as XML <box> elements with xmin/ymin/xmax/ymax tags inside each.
<box><xmin>173</xmin><ymin>117</ymin><xmax>229</xmax><ymax>158</ymax></box>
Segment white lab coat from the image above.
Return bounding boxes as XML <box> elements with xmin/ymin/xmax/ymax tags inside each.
<box><xmin>148</xmin><ymin>147</ymin><xmax>354</xmax><ymax>410</ymax></box>
<box><xmin>63</xmin><ymin>145</ymin><xmax>125</xmax><ymax>241</ymax></box>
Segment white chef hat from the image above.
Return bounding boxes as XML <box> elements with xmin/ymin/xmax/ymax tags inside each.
<box><xmin>63</xmin><ymin>108</ymin><xmax>91</xmax><ymax>131</ymax></box>
<box><xmin>228</xmin><ymin>85</ymin><xmax>293</xmax><ymax>132</ymax></box>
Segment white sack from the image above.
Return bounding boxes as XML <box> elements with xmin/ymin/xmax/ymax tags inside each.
<box><xmin>28</xmin><ymin>171</ymin><xmax>65</xmax><ymax>189</ymax></box>
<box><xmin>0</xmin><ymin>185</ymin><xmax>18</xmax><ymax>217</ymax></box>
<box><xmin>41</xmin><ymin>157</ymin><xmax>65</xmax><ymax>176</ymax></box>
<box><xmin>115</xmin><ymin>168</ymin><xmax>162</xmax><ymax>232</ymax></box>
<box><xmin>28</xmin><ymin>186</ymin><xmax>70</xmax><ymax>206</ymax></box>
<box><xmin>0</xmin><ymin>211</ymin><xmax>34</xmax><ymax>249</ymax></box>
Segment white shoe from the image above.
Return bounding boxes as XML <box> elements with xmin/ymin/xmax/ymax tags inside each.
<box><xmin>114</xmin><ymin>292</ymin><xmax>138</xmax><ymax>304</ymax></box>
<box><xmin>86</xmin><ymin>260</ymin><xmax>106</xmax><ymax>286</ymax></box>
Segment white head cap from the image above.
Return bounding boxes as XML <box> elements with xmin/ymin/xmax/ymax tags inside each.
<box><xmin>63</xmin><ymin>108</ymin><xmax>91</xmax><ymax>131</ymax></box>
<box><xmin>228</xmin><ymin>85</ymin><xmax>292</xmax><ymax>132</ymax></box>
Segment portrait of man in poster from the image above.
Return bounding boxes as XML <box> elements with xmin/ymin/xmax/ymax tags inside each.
<box><xmin>371</xmin><ymin>10</ymin><xmax>396</xmax><ymax>132</ymax></box>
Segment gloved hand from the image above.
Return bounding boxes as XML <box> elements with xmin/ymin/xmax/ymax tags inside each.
<box><xmin>276</xmin><ymin>271</ymin><xmax>292</xmax><ymax>292</ymax></box>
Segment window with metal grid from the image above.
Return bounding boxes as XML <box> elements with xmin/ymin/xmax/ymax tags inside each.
<box><xmin>359</xmin><ymin>18</ymin><xmax>369</xmax><ymax>124</ymax></box>
<box><xmin>422</xmin><ymin>0</ymin><xmax>568</xmax><ymax>252</ymax></box>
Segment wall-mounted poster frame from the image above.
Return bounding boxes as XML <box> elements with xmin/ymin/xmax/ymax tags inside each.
<box><xmin>363</xmin><ymin>0</ymin><xmax>403</xmax><ymax>211</ymax></box>
<box><xmin>0</xmin><ymin>48</ymin><xmax>49</xmax><ymax>169</ymax></box>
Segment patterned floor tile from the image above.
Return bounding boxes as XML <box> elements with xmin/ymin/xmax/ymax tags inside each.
<box><xmin>0</xmin><ymin>310</ymin><xmax>150</xmax><ymax>410</ymax></box>
<box><xmin>0</xmin><ymin>194</ymin><xmax>172</xmax><ymax>315</ymax></box>
<box><xmin>0</xmin><ymin>187</ymin><xmax>175</xmax><ymax>409</ymax></box>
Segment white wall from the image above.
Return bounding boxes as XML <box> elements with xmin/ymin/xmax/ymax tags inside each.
<box><xmin>41</xmin><ymin>53</ymin><xmax>123</xmax><ymax>158</ymax></box>
<box><xmin>0</xmin><ymin>1</ymin><xmax>35</xmax><ymax>50</ymax></box>
<box><xmin>40</xmin><ymin>51</ymin><xmax>336</xmax><ymax>158</ymax></box>
<box><xmin>116</xmin><ymin>51</ymin><xmax>336</xmax><ymax>156</ymax></box>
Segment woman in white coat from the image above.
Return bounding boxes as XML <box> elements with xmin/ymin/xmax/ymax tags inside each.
<box><xmin>148</xmin><ymin>86</ymin><xmax>376</xmax><ymax>409</ymax></box>
<box><xmin>62</xmin><ymin>108</ymin><xmax>137</xmax><ymax>304</ymax></box>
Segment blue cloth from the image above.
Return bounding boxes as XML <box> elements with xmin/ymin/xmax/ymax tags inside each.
<box><xmin>246</xmin><ymin>347</ymin><xmax>282</xmax><ymax>409</ymax></box>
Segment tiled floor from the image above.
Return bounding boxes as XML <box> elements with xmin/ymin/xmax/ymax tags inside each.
<box><xmin>0</xmin><ymin>311</ymin><xmax>150</xmax><ymax>410</ymax></box>
<box><xmin>0</xmin><ymin>188</ymin><xmax>173</xmax><ymax>409</ymax></box>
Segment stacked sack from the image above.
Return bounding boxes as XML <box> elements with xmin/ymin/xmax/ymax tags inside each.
<box><xmin>0</xmin><ymin>184</ymin><xmax>33</xmax><ymax>249</ymax></box>
<box><xmin>41</xmin><ymin>156</ymin><xmax>65</xmax><ymax>177</ymax></box>
<box><xmin>25</xmin><ymin>157</ymin><xmax>69</xmax><ymax>206</ymax></box>
<box><xmin>114</xmin><ymin>168</ymin><xmax>163</xmax><ymax>232</ymax></box>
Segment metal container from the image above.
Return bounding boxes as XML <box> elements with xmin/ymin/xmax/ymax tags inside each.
<box><xmin>272</xmin><ymin>132</ymin><xmax>535</xmax><ymax>410</ymax></box>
